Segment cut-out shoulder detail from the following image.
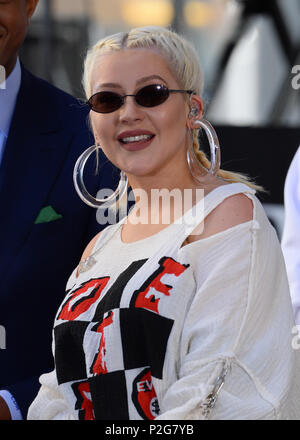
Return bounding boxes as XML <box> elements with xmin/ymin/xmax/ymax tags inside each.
<box><xmin>75</xmin><ymin>231</ymin><xmax>103</xmax><ymax>278</ymax></box>
<box><xmin>180</xmin><ymin>219</ymin><xmax>254</xmax><ymax>252</ymax></box>
<box><xmin>182</xmin><ymin>193</ymin><xmax>254</xmax><ymax>246</ymax></box>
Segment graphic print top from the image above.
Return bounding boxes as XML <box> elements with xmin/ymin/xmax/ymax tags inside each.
<box><xmin>28</xmin><ymin>183</ymin><xmax>300</xmax><ymax>420</ymax></box>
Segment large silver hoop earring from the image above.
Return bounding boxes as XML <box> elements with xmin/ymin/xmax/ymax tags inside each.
<box><xmin>73</xmin><ymin>144</ymin><xmax>128</xmax><ymax>209</ymax></box>
<box><xmin>187</xmin><ymin>118</ymin><xmax>221</xmax><ymax>182</ymax></box>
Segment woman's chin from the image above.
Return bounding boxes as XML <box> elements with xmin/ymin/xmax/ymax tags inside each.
<box><xmin>124</xmin><ymin>168</ymin><xmax>155</xmax><ymax>179</ymax></box>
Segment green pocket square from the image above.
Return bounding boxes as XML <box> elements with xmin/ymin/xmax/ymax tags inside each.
<box><xmin>34</xmin><ymin>206</ymin><xmax>63</xmax><ymax>224</ymax></box>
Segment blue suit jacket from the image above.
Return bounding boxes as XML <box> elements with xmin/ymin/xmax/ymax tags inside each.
<box><xmin>0</xmin><ymin>67</ymin><xmax>118</xmax><ymax>418</ymax></box>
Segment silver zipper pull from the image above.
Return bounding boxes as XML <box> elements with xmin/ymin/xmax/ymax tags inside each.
<box><xmin>199</xmin><ymin>360</ymin><xmax>231</xmax><ymax>419</ymax></box>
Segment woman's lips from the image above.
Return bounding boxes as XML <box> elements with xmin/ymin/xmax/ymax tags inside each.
<box><xmin>117</xmin><ymin>131</ymin><xmax>155</xmax><ymax>151</ymax></box>
<box><xmin>120</xmin><ymin>137</ymin><xmax>154</xmax><ymax>151</ymax></box>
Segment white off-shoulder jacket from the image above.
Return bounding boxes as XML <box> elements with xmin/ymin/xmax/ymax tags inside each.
<box><xmin>28</xmin><ymin>183</ymin><xmax>300</xmax><ymax>420</ymax></box>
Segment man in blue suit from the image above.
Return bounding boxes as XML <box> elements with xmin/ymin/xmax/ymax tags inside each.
<box><xmin>0</xmin><ymin>0</ymin><xmax>116</xmax><ymax>418</ymax></box>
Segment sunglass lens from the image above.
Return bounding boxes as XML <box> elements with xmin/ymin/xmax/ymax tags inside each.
<box><xmin>90</xmin><ymin>91</ymin><xmax>122</xmax><ymax>113</ymax></box>
<box><xmin>136</xmin><ymin>84</ymin><xmax>169</xmax><ymax>107</ymax></box>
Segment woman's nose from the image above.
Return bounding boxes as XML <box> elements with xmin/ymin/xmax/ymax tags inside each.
<box><xmin>118</xmin><ymin>96</ymin><xmax>144</xmax><ymax>123</ymax></box>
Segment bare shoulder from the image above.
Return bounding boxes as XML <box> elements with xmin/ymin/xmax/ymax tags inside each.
<box><xmin>75</xmin><ymin>231</ymin><xmax>103</xmax><ymax>277</ymax></box>
<box><xmin>82</xmin><ymin>231</ymin><xmax>103</xmax><ymax>260</ymax></box>
<box><xmin>209</xmin><ymin>192</ymin><xmax>254</xmax><ymax>225</ymax></box>
<box><xmin>185</xmin><ymin>193</ymin><xmax>254</xmax><ymax>245</ymax></box>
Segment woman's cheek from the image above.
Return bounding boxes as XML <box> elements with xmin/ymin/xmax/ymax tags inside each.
<box><xmin>98</xmin><ymin>138</ymin><xmax>122</xmax><ymax>169</ymax></box>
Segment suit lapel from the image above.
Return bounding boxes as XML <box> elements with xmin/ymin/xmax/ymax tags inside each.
<box><xmin>0</xmin><ymin>67</ymin><xmax>73</xmax><ymax>281</ymax></box>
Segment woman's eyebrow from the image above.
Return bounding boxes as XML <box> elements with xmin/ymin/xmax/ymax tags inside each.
<box><xmin>136</xmin><ymin>75</ymin><xmax>167</xmax><ymax>85</ymax></box>
<box><xmin>94</xmin><ymin>82</ymin><xmax>121</xmax><ymax>90</ymax></box>
<box><xmin>93</xmin><ymin>75</ymin><xmax>167</xmax><ymax>92</ymax></box>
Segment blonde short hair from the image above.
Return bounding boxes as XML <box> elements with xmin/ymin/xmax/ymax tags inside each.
<box><xmin>83</xmin><ymin>26</ymin><xmax>262</xmax><ymax>191</ymax></box>
<box><xmin>83</xmin><ymin>26</ymin><xmax>203</xmax><ymax>99</ymax></box>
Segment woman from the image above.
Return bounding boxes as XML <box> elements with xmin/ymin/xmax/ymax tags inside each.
<box><xmin>28</xmin><ymin>26</ymin><xmax>300</xmax><ymax>420</ymax></box>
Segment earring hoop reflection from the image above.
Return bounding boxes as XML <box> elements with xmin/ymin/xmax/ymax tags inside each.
<box><xmin>187</xmin><ymin>118</ymin><xmax>221</xmax><ymax>182</ymax></box>
<box><xmin>73</xmin><ymin>144</ymin><xmax>128</xmax><ymax>209</ymax></box>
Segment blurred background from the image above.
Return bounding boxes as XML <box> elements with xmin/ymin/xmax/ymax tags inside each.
<box><xmin>21</xmin><ymin>0</ymin><xmax>300</xmax><ymax>237</ymax></box>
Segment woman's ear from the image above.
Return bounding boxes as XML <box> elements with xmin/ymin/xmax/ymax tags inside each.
<box><xmin>187</xmin><ymin>95</ymin><xmax>204</xmax><ymax>129</ymax></box>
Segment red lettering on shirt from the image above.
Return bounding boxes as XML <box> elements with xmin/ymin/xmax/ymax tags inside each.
<box><xmin>134</xmin><ymin>257</ymin><xmax>189</xmax><ymax>313</ymax></box>
<box><xmin>133</xmin><ymin>368</ymin><xmax>160</xmax><ymax>419</ymax></box>
<box><xmin>58</xmin><ymin>277</ymin><xmax>110</xmax><ymax>321</ymax></box>
<box><xmin>75</xmin><ymin>381</ymin><xmax>95</xmax><ymax>420</ymax></box>
<box><xmin>90</xmin><ymin>311</ymin><xmax>114</xmax><ymax>375</ymax></box>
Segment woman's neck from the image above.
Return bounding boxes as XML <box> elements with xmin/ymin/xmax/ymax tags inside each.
<box><xmin>125</xmin><ymin>169</ymin><xmax>223</xmax><ymax>227</ymax></box>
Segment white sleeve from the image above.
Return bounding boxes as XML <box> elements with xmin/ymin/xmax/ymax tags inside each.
<box><xmin>27</xmin><ymin>370</ymin><xmax>74</xmax><ymax>420</ymax></box>
<box><xmin>282</xmin><ymin>146</ymin><xmax>300</xmax><ymax>324</ymax></box>
<box><xmin>156</xmin><ymin>221</ymin><xmax>275</xmax><ymax>420</ymax></box>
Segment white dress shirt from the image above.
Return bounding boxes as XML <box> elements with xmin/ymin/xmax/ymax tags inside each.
<box><xmin>282</xmin><ymin>146</ymin><xmax>300</xmax><ymax>324</ymax></box>
<box><xmin>0</xmin><ymin>58</ymin><xmax>21</xmax><ymax>165</ymax></box>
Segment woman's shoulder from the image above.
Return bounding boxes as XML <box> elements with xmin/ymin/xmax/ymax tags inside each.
<box><xmin>81</xmin><ymin>230</ymin><xmax>103</xmax><ymax>263</ymax></box>
<box><xmin>75</xmin><ymin>220</ymin><xmax>121</xmax><ymax>278</ymax></box>
<box><xmin>72</xmin><ymin>231</ymin><xmax>103</xmax><ymax>279</ymax></box>
<box><xmin>81</xmin><ymin>219</ymin><xmax>126</xmax><ymax>260</ymax></box>
<box><xmin>184</xmin><ymin>183</ymin><xmax>254</xmax><ymax>245</ymax></box>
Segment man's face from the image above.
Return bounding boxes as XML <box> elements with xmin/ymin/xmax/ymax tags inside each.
<box><xmin>0</xmin><ymin>0</ymin><xmax>38</xmax><ymax>77</ymax></box>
